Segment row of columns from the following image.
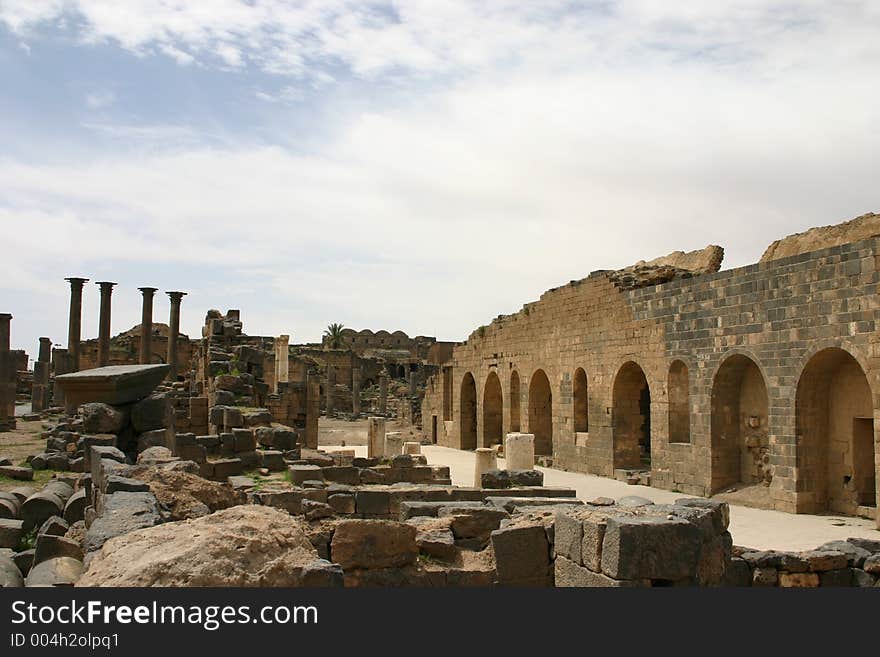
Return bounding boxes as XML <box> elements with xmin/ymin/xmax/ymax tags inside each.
<box><xmin>65</xmin><ymin>278</ymin><xmax>186</xmax><ymax>379</ymax></box>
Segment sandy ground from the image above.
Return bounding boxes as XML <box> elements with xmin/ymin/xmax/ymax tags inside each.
<box><xmin>0</xmin><ymin>416</ymin><xmax>52</xmax><ymax>493</ymax></box>
<box><xmin>318</xmin><ymin>417</ymin><xmax>880</xmax><ymax>552</ymax></box>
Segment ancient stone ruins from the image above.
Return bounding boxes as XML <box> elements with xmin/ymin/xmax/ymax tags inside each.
<box><xmin>1</xmin><ymin>213</ymin><xmax>880</xmax><ymax>588</ymax></box>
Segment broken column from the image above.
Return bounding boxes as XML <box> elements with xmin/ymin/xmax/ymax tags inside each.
<box><xmin>505</xmin><ymin>432</ymin><xmax>536</xmax><ymax>470</ymax></box>
<box><xmin>351</xmin><ymin>366</ymin><xmax>361</xmax><ymax>416</ymax></box>
<box><xmin>379</xmin><ymin>372</ymin><xmax>388</xmax><ymax>415</ymax></box>
<box><xmin>96</xmin><ymin>281</ymin><xmax>116</xmax><ymax>367</ymax></box>
<box><xmin>165</xmin><ymin>291</ymin><xmax>186</xmax><ymax>381</ymax></box>
<box><xmin>274</xmin><ymin>335</ymin><xmax>289</xmax><ymax>393</ymax></box>
<box><xmin>408</xmin><ymin>368</ymin><xmax>417</xmax><ymax>396</ymax></box>
<box><xmin>367</xmin><ymin>417</ymin><xmax>386</xmax><ymax>458</ymax></box>
<box><xmin>65</xmin><ymin>277</ymin><xmax>88</xmax><ymax>372</ymax></box>
<box><xmin>384</xmin><ymin>431</ymin><xmax>404</xmax><ymax>457</ymax></box>
<box><xmin>138</xmin><ymin>287</ymin><xmax>157</xmax><ymax>364</ymax></box>
<box><xmin>474</xmin><ymin>447</ymin><xmax>498</xmax><ymax>487</ymax></box>
<box><xmin>32</xmin><ymin>337</ymin><xmax>52</xmax><ymax>412</ymax></box>
<box><xmin>0</xmin><ymin>313</ymin><xmax>15</xmax><ymax>430</ymax></box>
<box><xmin>325</xmin><ymin>365</ymin><xmax>335</xmax><ymax>416</ymax></box>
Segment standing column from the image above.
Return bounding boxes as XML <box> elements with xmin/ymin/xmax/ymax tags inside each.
<box><xmin>379</xmin><ymin>372</ymin><xmax>388</xmax><ymax>416</ymax></box>
<box><xmin>65</xmin><ymin>277</ymin><xmax>88</xmax><ymax>372</ymax></box>
<box><xmin>138</xmin><ymin>287</ymin><xmax>157</xmax><ymax>364</ymax></box>
<box><xmin>96</xmin><ymin>281</ymin><xmax>116</xmax><ymax>367</ymax></box>
<box><xmin>325</xmin><ymin>365</ymin><xmax>336</xmax><ymax>416</ymax></box>
<box><xmin>351</xmin><ymin>366</ymin><xmax>361</xmax><ymax>416</ymax></box>
<box><xmin>32</xmin><ymin>337</ymin><xmax>52</xmax><ymax>412</ymax></box>
<box><xmin>274</xmin><ymin>334</ymin><xmax>290</xmax><ymax>393</ymax></box>
<box><xmin>0</xmin><ymin>313</ymin><xmax>14</xmax><ymax>430</ymax></box>
<box><xmin>165</xmin><ymin>291</ymin><xmax>187</xmax><ymax>381</ymax></box>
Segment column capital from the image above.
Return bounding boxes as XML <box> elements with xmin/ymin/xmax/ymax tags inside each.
<box><xmin>166</xmin><ymin>291</ymin><xmax>187</xmax><ymax>302</ymax></box>
<box><xmin>0</xmin><ymin>313</ymin><xmax>11</xmax><ymax>321</ymax></box>
<box><xmin>96</xmin><ymin>281</ymin><xmax>117</xmax><ymax>289</ymax></box>
<box><xmin>65</xmin><ymin>277</ymin><xmax>89</xmax><ymax>286</ymax></box>
<box><xmin>138</xmin><ymin>286</ymin><xmax>158</xmax><ymax>294</ymax></box>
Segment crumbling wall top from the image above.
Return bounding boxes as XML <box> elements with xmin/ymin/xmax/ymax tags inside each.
<box><xmin>760</xmin><ymin>212</ymin><xmax>880</xmax><ymax>262</ymax></box>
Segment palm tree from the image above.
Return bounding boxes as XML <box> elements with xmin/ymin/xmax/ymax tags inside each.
<box><xmin>324</xmin><ymin>323</ymin><xmax>347</xmax><ymax>349</ymax></box>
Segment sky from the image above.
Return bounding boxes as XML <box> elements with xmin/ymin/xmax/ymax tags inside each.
<box><xmin>0</xmin><ymin>1</ymin><xmax>878</xmax><ymax>358</ymax></box>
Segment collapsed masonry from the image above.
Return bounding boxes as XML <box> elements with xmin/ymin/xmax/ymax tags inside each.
<box><xmin>421</xmin><ymin>212</ymin><xmax>880</xmax><ymax>527</ymax></box>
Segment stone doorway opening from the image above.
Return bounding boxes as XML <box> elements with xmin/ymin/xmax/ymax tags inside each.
<box><xmin>460</xmin><ymin>372</ymin><xmax>477</xmax><ymax>450</ymax></box>
<box><xmin>482</xmin><ymin>371</ymin><xmax>503</xmax><ymax>448</ymax></box>
<box><xmin>528</xmin><ymin>369</ymin><xmax>553</xmax><ymax>455</ymax></box>
<box><xmin>613</xmin><ymin>361</ymin><xmax>651</xmax><ymax>469</ymax></box>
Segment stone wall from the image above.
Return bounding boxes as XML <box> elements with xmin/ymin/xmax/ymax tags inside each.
<box><xmin>423</xmin><ymin>229</ymin><xmax>880</xmax><ymax>525</ymax></box>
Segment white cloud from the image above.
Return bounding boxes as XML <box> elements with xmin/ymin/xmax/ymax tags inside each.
<box><xmin>84</xmin><ymin>89</ymin><xmax>116</xmax><ymax>109</ymax></box>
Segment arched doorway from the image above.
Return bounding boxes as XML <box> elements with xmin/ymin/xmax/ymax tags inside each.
<box><xmin>796</xmin><ymin>348</ymin><xmax>875</xmax><ymax>514</ymax></box>
<box><xmin>509</xmin><ymin>371</ymin><xmax>521</xmax><ymax>432</ymax></box>
<box><xmin>528</xmin><ymin>369</ymin><xmax>553</xmax><ymax>455</ymax></box>
<box><xmin>613</xmin><ymin>362</ymin><xmax>651</xmax><ymax>469</ymax></box>
<box><xmin>482</xmin><ymin>372</ymin><xmax>503</xmax><ymax>447</ymax></box>
<box><xmin>573</xmin><ymin>367</ymin><xmax>588</xmax><ymax>433</ymax></box>
<box><xmin>668</xmin><ymin>360</ymin><xmax>690</xmax><ymax>443</ymax></box>
<box><xmin>459</xmin><ymin>372</ymin><xmax>477</xmax><ymax>450</ymax></box>
<box><xmin>710</xmin><ymin>354</ymin><xmax>769</xmax><ymax>493</ymax></box>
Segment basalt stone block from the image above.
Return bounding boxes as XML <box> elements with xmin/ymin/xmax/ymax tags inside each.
<box><xmin>12</xmin><ymin>549</ymin><xmax>34</xmax><ymax>577</ymax></box>
<box><xmin>0</xmin><ymin>518</ymin><xmax>23</xmax><ymax>549</ymax></box>
<box><xmin>491</xmin><ymin>524</ymin><xmax>551</xmax><ymax>586</ymax></box>
<box><xmin>556</xmin><ymin>555</ymin><xmax>648</xmax><ymax>587</ymax></box>
<box><xmin>55</xmin><ymin>364</ymin><xmax>169</xmax><ymax>409</ymax></box>
<box><xmin>237</xmin><ymin>451</ymin><xmax>259</xmax><ymax>469</ymax></box>
<box><xmin>674</xmin><ymin>498</ymin><xmax>730</xmax><ymax>533</ymax></box>
<box><xmin>25</xmin><ymin>556</ymin><xmax>83</xmax><ymax>587</ymax></box>
<box><xmin>105</xmin><ymin>475</ymin><xmax>150</xmax><ymax>494</ymax></box>
<box><xmin>255</xmin><ymin>426</ymin><xmax>274</xmax><ymax>448</ymax></box>
<box><xmin>359</xmin><ymin>468</ymin><xmax>386</xmax><ymax>484</ymax></box>
<box><xmin>34</xmin><ymin>534</ymin><xmax>83</xmax><ymax>566</ymax></box>
<box><xmin>289</xmin><ymin>465</ymin><xmax>323</xmax><ymax>485</ymax></box>
<box><xmin>196</xmin><ymin>434</ymin><xmax>220</xmax><ymax>450</ymax></box>
<box><xmin>328</xmin><ymin>493</ymin><xmax>355</xmax><ymax>515</ymax></box>
<box><xmin>211</xmin><ymin>458</ymin><xmax>243</xmax><ymax>480</ymax></box>
<box><xmin>438</xmin><ymin>506</ymin><xmax>509</xmax><ymax>542</ymax></box>
<box><xmin>847</xmin><ymin>537</ymin><xmax>880</xmax><ymax>554</ymax></box>
<box><xmin>30</xmin><ymin>454</ymin><xmax>48</xmax><ymax>471</ymax></box>
<box><xmin>819</xmin><ymin>568</ymin><xmax>853</xmax><ymax>587</ymax></box>
<box><xmin>37</xmin><ymin>516</ymin><xmax>69</xmax><ymax>537</ymax></box>
<box><xmin>724</xmin><ymin>557</ymin><xmax>753</xmax><ymax>587</ymax></box>
<box><xmin>816</xmin><ymin>541</ymin><xmax>871</xmax><ymax>568</ymax></box>
<box><xmin>63</xmin><ymin>489</ymin><xmax>87</xmax><ymax>524</ymax></box>
<box><xmin>80</xmin><ymin>403</ymin><xmax>128</xmax><ymax>435</ymax></box>
<box><xmin>131</xmin><ymin>394</ymin><xmax>170</xmax><ymax>433</ymax></box>
<box><xmin>601</xmin><ymin>515</ymin><xmax>701</xmax><ymax>581</ymax></box>
<box><xmin>175</xmin><ymin>444</ymin><xmax>207</xmax><ymax>464</ymax></box>
<box><xmin>0</xmin><ymin>494</ymin><xmax>19</xmax><ymax>520</ymax></box>
<box><xmin>300</xmin><ymin>559</ymin><xmax>344</xmax><ymax>588</ymax></box>
<box><xmin>353</xmin><ymin>457</ymin><xmax>380</xmax><ymax>468</ymax></box>
<box><xmin>864</xmin><ymin>554</ymin><xmax>880</xmax><ymax>575</ymax></box>
<box><xmin>90</xmin><ymin>445</ymin><xmax>126</xmax><ymax>464</ymax></box>
<box><xmin>0</xmin><ymin>555</ymin><xmax>23</xmax><ymax>587</ymax></box>
<box><xmin>259</xmin><ymin>450</ymin><xmax>285</xmax><ymax>472</ymax></box>
<box><xmin>356</xmin><ymin>489</ymin><xmax>390</xmax><ymax>516</ymax></box>
<box><xmin>322</xmin><ymin>466</ymin><xmax>360</xmax><ymax>486</ymax></box>
<box><xmin>272</xmin><ymin>429</ymin><xmax>297</xmax><ymax>451</ymax></box>
<box><xmin>330</xmin><ymin>520</ymin><xmax>418</xmax><ymax>570</ymax></box>
<box><xmin>83</xmin><ymin>492</ymin><xmax>163</xmax><ymax>552</ymax></box>
<box><xmin>0</xmin><ymin>466</ymin><xmax>33</xmax><ymax>481</ymax></box>
<box><xmin>231</xmin><ymin>428</ymin><xmax>256</xmax><ymax>453</ymax></box>
<box><xmin>554</xmin><ymin>509</ymin><xmax>584</xmax><ymax>565</ymax></box>
<box><xmin>46</xmin><ymin>454</ymin><xmax>70</xmax><ymax>471</ymax></box>
<box><xmin>481</xmin><ymin>469</ymin><xmax>543</xmax><ymax>489</ymax></box>
<box><xmin>244</xmin><ymin>410</ymin><xmax>272</xmax><ymax>428</ymax></box>
<box><xmin>302</xmin><ymin>500</ymin><xmax>335</xmax><ymax>521</ymax></box>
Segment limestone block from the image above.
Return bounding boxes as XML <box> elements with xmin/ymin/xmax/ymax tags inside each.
<box><xmin>505</xmin><ymin>433</ymin><xmax>535</xmax><ymax>471</ymax></box>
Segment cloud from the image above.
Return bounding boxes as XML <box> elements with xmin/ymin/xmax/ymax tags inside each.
<box><xmin>85</xmin><ymin>89</ymin><xmax>116</xmax><ymax>109</ymax></box>
<box><xmin>0</xmin><ymin>1</ymin><xmax>877</xmax><ymax>353</ymax></box>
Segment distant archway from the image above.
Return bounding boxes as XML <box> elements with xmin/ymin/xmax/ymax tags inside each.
<box><xmin>668</xmin><ymin>360</ymin><xmax>690</xmax><ymax>443</ymax></box>
<box><xmin>710</xmin><ymin>354</ymin><xmax>768</xmax><ymax>493</ymax></box>
<box><xmin>796</xmin><ymin>347</ymin><xmax>875</xmax><ymax>514</ymax></box>
<box><xmin>573</xmin><ymin>367</ymin><xmax>589</xmax><ymax>433</ymax></box>
<box><xmin>528</xmin><ymin>369</ymin><xmax>553</xmax><ymax>455</ymax></box>
<box><xmin>460</xmin><ymin>372</ymin><xmax>477</xmax><ymax>450</ymax></box>
<box><xmin>509</xmin><ymin>371</ymin><xmax>521</xmax><ymax>433</ymax></box>
<box><xmin>483</xmin><ymin>372</ymin><xmax>503</xmax><ymax>447</ymax></box>
<box><xmin>612</xmin><ymin>362</ymin><xmax>651</xmax><ymax>469</ymax></box>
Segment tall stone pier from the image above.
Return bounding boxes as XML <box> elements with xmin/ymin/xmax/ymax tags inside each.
<box><xmin>51</xmin><ymin>348</ymin><xmax>74</xmax><ymax>409</ymax></box>
<box><xmin>96</xmin><ymin>281</ymin><xmax>116</xmax><ymax>367</ymax></box>
<box><xmin>379</xmin><ymin>373</ymin><xmax>388</xmax><ymax>416</ymax></box>
<box><xmin>274</xmin><ymin>335</ymin><xmax>289</xmax><ymax>393</ymax></box>
<box><xmin>165</xmin><ymin>291</ymin><xmax>186</xmax><ymax>380</ymax></box>
<box><xmin>65</xmin><ymin>277</ymin><xmax>88</xmax><ymax>372</ymax></box>
<box><xmin>325</xmin><ymin>365</ymin><xmax>335</xmax><ymax>415</ymax></box>
<box><xmin>138</xmin><ymin>287</ymin><xmax>157</xmax><ymax>364</ymax></box>
<box><xmin>32</xmin><ymin>336</ymin><xmax>52</xmax><ymax>412</ymax></box>
<box><xmin>351</xmin><ymin>366</ymin><xmax>361</xmax><ymax>416</ymax></box>
<box><xmin>0</xmin><ymin>313</ymin><xmax>15</xmax><ymax>430</ymax></box>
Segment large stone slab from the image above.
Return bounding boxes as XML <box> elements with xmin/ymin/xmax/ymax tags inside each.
<box><xmin>56</xmin><ymin>364</ymin><xmax>170</xmax><ymax>409</ymax></box>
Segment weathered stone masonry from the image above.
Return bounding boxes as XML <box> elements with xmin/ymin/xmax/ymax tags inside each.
<box><xmin>423</xmin><ymin>229</ymin><xmax>880</xmax><ymax>526</ymax></box>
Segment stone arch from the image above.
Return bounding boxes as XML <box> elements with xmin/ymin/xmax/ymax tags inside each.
<box><xmin>528</xmin><ymin>369</ymin><xmax>553</xmax><ymax>455</ymax></box>
<box><xmin>710</xmin><ymin>353</ymin><xmax>769</xmax><ymax>493</ymax></box>
<box><xmin>612</xmin><ymin>361</ymin><xmax>652</xmax><ymax>469</ymax></box>
<box><xmin>796</xmin><ymin>347</ymin><xmax>875</xmax><ymax>514</ymax></box>
<box><xmin>573</xmin><ymin>367</ymin><xmax>589</xmax><ymax>433</ymax></box>
<box><xmin>509</xmin><ymin>370</ymin><xmax>521</xmax><ymax>432</ymax></box>
<box><xmin>460</xmin><ymin>372</ymin><xmax>477</xmax><ymax>450</ymax></box>
<box><xmin>668</xmin><ymin>360</ymin><xmax>690</xmax><ymax>443</ymax></box>
<box><xmin>482</xmin><ymin>371</ymin><xmax>503</xmax><ymax>448</ymax></box>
